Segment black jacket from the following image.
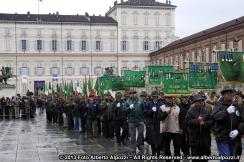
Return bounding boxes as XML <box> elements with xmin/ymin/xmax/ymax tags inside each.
<box><xmin>186</xmin><ymin>105</ymin><xmax>214</xmax><ymax>147</ymax></box>
<box><xmin>211</xmin><ymin>99</ymin><xmax>244</xmax><ymax>143</ymax></box>
<box><xmin>86</xmin><ymin>100</ymin><xmax>99</xmax><ymax>120</ymax></box>
<box><xmin>72</xmin><ymin>101</ymin><xmax>81</xmax><ymax>117</ymax></box>
<box><xmin>111</xmin><ymin>100</ymin><xmax>126</xmax><ymax>121</ymax></box>
<box><xmin>179</xmin><ymin>101</ymin><xmax>191</xmax><ymax>132</ymax></box>
<box><xmin>144</xmin><ymin>100</ymin><xmax>167</xmax><ymax>145</ymax></box>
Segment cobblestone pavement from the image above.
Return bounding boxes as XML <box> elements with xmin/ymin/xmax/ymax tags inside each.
<box><xmin>0</xmin><ymin>109</ymin><xmax>243</xmax><ymax>162</ymax></box>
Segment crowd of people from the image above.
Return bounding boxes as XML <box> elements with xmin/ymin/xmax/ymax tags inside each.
<box><xmin>0</xmin><ymin>87</ymin><xmax>244</xmax><ymax>162</ymax></box>
<box><xmin>0</xmin><ymin>94</ymin><xmax>36</xmax><ymax>119</ymax></box>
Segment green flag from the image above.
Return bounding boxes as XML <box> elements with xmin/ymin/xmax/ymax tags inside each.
<box><xmin>189</xmin><ymin>62</ymin><xmax>218</xmax><ymax>89</ymax></box>
<box><xmin>88</xmin><ymin>76</ymin><xmax>93</xmax><ymax>92</ymax></box>
<box><xmin>124</xmin><ymin>70</ymin><xmax>146</xmax><ymax>87</ymax></box>
<box><xmin>70</xmin><ymin>81</ymin><xmax>74</xmax><ymax>93</ymax></box>
<box><xmin>148</xmin><ymin>65</ymin><xmax>174</xmax><ymax>86</ymax></box>
<box><xmin>56</xmin><ymin>83</ymin><xmax>60</xmax><ymax>93</ymax></box>
<box><xmin>44</xmin><ymin>85</ymin><xmax>49</xmax><ymax>96</ymax></box>
<box><xmin>164</xmin><ymin>72</ymin><xmax>191</xmax><ymax>95</ymax></box>
<box><xmin>218</xmin><ymin>51</ymin><xmax>244</xmax><ymax>83</ymax></box>
<box><xmin>64</xmin><ymin>82</ymin><xmax>67</xmax><ymax>92</ymax></box>
<box><xmin>51</xmin><ymin>88</ymin><xmax>55</xmax><ymax>96</ymax></box>
<box><xmin>83</xmin><ymin>77</ymin><xmax>87</xmax><ymax>95</ymax></box>
<box><xmin>60</xmin><ymin>84</ymin><xmax>64</xmax><ymax>97</ymax></box>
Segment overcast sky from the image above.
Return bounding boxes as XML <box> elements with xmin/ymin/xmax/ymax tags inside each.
<box><xmin>0</xmin><ymin>0</ymin><xmax>243</xmax><ymax>38</ymax></box>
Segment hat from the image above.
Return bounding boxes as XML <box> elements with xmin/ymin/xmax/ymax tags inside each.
<box><xmin>116</xmin><ymin>92</ymin><xmax>123</xmax><ymax>96</ymax></box>
<box><xmin>104</xmin><ymin>91</ymin><xmax>111</xmax><ymax>96</ymax></box>
<box><xmin>199</xmin><ymin>92</ymin><xmax>207</xmax><ymax>100</ymax></box>
<box><xmin>89</xmin><ymin>94</ymin><xmax>95</xmax><ymax>98</ymax></box>
<box><xmin>139</xmin><ymin>91</ymin><xmax>147</xmax><ymax>97</ymax></box>
<box><xmin>221</xmin><ymin>86</ymin><xmax>235</xmax><ymax>95</ymax></box>
<box><xmin>129</xmin><ymin>90</ymin><xmax>137</xmax><ymax>94</ymax></box>
<box><xmin>193</xmin><ymin>94</ymin><xmax>205</xmax><ymax>103</ymax></box>
<box><xmin>151</xmin><ymin>91</ymin><xmax>159</xmax><ymax>96</ymax></box>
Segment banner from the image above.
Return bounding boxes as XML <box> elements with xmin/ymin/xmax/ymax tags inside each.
<box><xmin>148</xmin><ymin>65</ymin><xmax>174</xmax><ymax>86</ymax></box>
<box><xmin>218</xmin><ymin>51</ymin><xmax>244</xmax><ymax>83</ymax></box>
<box><xmin>164</xmin><ymin>72</ymin><xmax>191</xmax><ymax>95</ymax></box>
<box><xmin>111</xmin><ymin>76</ymin><xmax>124</xmax><ymax>91</ymax></box>
<box><xmin>94</xmin><ymin>76</ymin><xmax>113</xmax><ymax>96</ymax></box>
<box><xmin>123</xmin><ymin>70</ymin><xmax>146</xmax><ymax>87</ymax></box>
<box><xmin>189</xmin><ymin>62</ymin><xmax>218</xmax><ymax>89</ymax></box>
<box><xmin>189</xmin><ymin>72</ymin><xmax>217</xmax><ymax>89</ymax></box>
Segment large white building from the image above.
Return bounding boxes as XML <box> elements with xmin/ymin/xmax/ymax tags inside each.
<box><xmin>0</xmin><ymin>0</ymin><xmax>176</xmax><ymax>95</ymax></box>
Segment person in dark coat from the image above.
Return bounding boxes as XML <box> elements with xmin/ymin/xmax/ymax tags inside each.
<box><xmin>100</xmin><ymin>94</ymin><xmax>114</xmax><ymax>139</ymax></box>
<box><xmin>211</xmin><ymin>87</ymin><xmax>244</xmax><ymax>162</ymax></box>
<box><xmin>112</xmin><ymin>92</ymin><xmax>128</xmax><ymax>144</ymax></box>
<box><xmin>186</xmin><ymin>94</ymin><xmax>214</xmax><ymax>162</ymax></box>
<box><xmin>139</xmin><ymin>91</ymin><xmax>148</xmax><ymax>145</ymax></box>
<box><xmin>86</xmin><ymin>94</ymin><xmax>99</xmax><ymax>137</ymax></box>
<box><xmin>179</xmin><ymin>95</ymin><xmax>191</xmax><ymax>156</ymax></box>
<box><xmin>144</xmin><ymin>91</ymin><xmax>166</xmax><ymax>155</ymax></box>
<box><xmin>64</xmin><ymin>97</ymin><xmax>74</xmax><ymax>129</ymax></box>
<box><xmin>79</xmin><ymin>96</ymin><xmax>87</xmax><ymax>133</ymax></box>
<box><xmin>72</xmin><ymin>96</ymin><xmax>82</xmax><ymax>132</ymax></box>
<box><xmin>46</xmin><ymin>97</ymin><xmax>53</xmax><ymax>122</ymax></box>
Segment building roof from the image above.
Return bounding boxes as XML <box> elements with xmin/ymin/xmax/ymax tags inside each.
<box><xmin>106</xmin><ymin>0</ymin><xmax>176</xmax><ymax>16</ymax></box>
<box><xmin>89</xmin><ymin>16</ymin><xmax>117</xmax><ymax>24</ymax></box>
<box><xmin>150</xmin><ymin>16</ymin><xmax>244</xmax><ymax>57</ymax></box>
<box><xmin>118</xmin><ymin>0</ymin><xmax>176</xmax><ymax>7</ymax></box>
<box><xmin>0</xmin><ymin>12</ymin><xmax>118</xmax><ymax>24</ymax></box>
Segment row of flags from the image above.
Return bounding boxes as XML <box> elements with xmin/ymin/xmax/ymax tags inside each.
<box><xmin>41</xmin><ymin>76</ymin><xmax>94</xmax><ymax>97</ymax></box>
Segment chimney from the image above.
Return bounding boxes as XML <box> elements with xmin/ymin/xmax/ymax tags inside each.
<box><xmin>114</xmin><ymin>0</ymin><xmax>117</xmax><ymax>6</ymax></box>
<box><xmin>85</xmin><ymin>12</ymin><xmax>89</xmax><ymax>17</ymax></box>
<box><xmin>121</xmin><ymin>0</ymin><xmax>123</xmax><ymax>3</ymax></box>
<box><xmin>27</xmin><ymin>11</ymin><xmax>30</xmax><ymax>18</ymax></box>
<box><xmin>169</xmin><ymin>0</ymin><xmax>171</xmax><ymax>5</ymax></box>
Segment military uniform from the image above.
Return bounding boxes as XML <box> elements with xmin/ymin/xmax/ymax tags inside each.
<box><xmin>112</xmin><ymin>92</ymin><xmax>128</xmax><ymax>144</ymax></box>
<box><xmin>124</xmin><ymin>90</ymin><xmax>144</xmax><ymax>150</ymax></box>
<box><xmin>100</xmin><ymin>97</ymin><xmax>114</xmax><ymax>138</ymax></box>
<box><xmin>186</xmin><ymin>94</ymin><xmax>214</xmax><ymax>162</ymax></box>
<box><xmin>86</xmin><ymin>95</ymin><xmax>99</xmax><ymax>137</ymax></box>
<box><xmin>144</xmin><ymin>91</ymin><xmax>165</xmax><ymax>155</ymax></box>
<box><xmin>211</xmin><ymin>87</ymin><xmax>244</xmax><ymax>162</ymax></box>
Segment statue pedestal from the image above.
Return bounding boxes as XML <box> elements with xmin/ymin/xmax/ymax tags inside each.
<box><xmin>0</xmin><ymin>84</ymin><xmax>16</xmax><ymax>98</ymax></box>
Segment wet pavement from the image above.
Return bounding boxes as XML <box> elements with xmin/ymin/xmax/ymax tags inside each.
<box><xmin>0</xmin><ymin>109</ymin><xmax>243</xmax><ymax>162</ymax></box>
